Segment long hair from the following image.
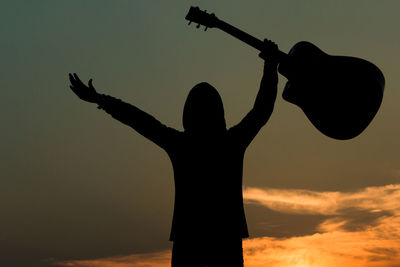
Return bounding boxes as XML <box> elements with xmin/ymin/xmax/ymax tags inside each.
<box><xmin>183</xmin><ymin>82</ymin><xmax>226</xmax><ymax>134</ymax></box>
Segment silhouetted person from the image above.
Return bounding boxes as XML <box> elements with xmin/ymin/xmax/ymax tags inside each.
<box><xmin>69</xmin><ymin>40</ymin><xmax>279</xmax><ymax>267</ymax></box>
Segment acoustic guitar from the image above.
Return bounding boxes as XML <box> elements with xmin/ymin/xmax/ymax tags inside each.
<box><xmin>185</xmin><ymin>6</ymin><xmax>385</xmax><ymax>140</ymax></box>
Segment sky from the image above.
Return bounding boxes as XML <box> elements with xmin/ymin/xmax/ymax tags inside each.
<box><xmin>1</xmin><ymin>0</ymin><xmax>400</xmax><ymax>266</ymax></box>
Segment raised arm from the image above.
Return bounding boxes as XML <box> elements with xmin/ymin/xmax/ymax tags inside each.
<box><xmin>68</xmin><ymin>73</ymin><xmax>179</xmax><ymax>150</ymax></box>
<box><xmin>229</xmin><ymin>40</ymin><xmax>279</xmax><ymax>147</ymax></box>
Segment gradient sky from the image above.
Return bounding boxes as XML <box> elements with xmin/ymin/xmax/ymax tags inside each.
<box><xmin>1</xmin><ymin>1</ymin><xmax>400</xmax><ymax>266</ymax></box>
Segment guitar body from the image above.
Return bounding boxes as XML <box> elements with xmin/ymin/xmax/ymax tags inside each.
<box><xmin>278</xmin><ymin>41</ymin><xmax>385</xmax><ymax>139</ymax></box>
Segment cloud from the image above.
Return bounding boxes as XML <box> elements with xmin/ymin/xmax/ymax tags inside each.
<box><xmin>243</xmin><ymin>184</ymin><xmax>400</xmax><ymax>216</ymax></box>
<box><xmin>54</xmin><ymin>184</ymin><xmax>400</xmax><ymax>267</ymax></box>
<box><xmin>242</xmin><ymin>218</ymin><xmax>400</xmax><ymax>267</ymax></box>
<box><xmin>242</xmin><ymin>184</ymin><xmax>400</xmax><ymax>266</ymax></box>
<box><xmin>54</xmin><ymin>251</ymin><xmax>171</xmax><ymax>267</ymax></box>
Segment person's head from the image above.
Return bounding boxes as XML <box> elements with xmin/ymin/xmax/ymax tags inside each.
<box><xmin>183</xmin><ymin>82</ymin><xmax>226</xmax><ymax>134</ymax></box>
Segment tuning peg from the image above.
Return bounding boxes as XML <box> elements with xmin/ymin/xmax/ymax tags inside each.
<box><xmin>196</xmin><ymin>24</ymin><xmax>200</xmax><ymax>28</ymax></box>
<box><xmin>188</xmin><ymin>21</ymin><xmax>192</xmax><ymax>25</ymax></box>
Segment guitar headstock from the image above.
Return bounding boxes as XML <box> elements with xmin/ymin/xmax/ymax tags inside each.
<box><xmin>185</xmin><ymin>6</ymin><xmax>218</xmax><ymax>31</ymax></box>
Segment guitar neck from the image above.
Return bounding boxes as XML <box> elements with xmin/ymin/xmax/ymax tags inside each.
<box><xmin>216</xmin><ymin>19</ymin><xmax>287</xmax><ymax>60</ymax></box>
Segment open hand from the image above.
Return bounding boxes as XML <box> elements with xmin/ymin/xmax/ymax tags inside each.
<box><xmin>69</xmin><ymin>73</ymin><xmax>99</xmax><ymax>103</ymax></box>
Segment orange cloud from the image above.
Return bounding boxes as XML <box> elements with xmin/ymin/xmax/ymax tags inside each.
<box><xmin>242</xmin><ymin>184</ymin><xmax>400</xmax><ymax>266</ymax></box>
<box><xmin>55</xmin><ymin>184</ymin><xmax>400</xmax><ymax>267</ymax></box>
<box><xmin>243</xmin><ymin>216</ymin><xmax>400</xmax><ymax>267</ymax></box>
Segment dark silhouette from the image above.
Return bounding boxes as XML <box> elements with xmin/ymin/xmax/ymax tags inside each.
<box><xmin>68</xmin><ymin>6</ymin><xmax>386</xmax><ymax>266</ymax></box>
<box><xmin>68</xmin><ymin>40</ymin><xmax>279</xmax><ymax>266</ymax></box>
<box><xmin>186</xmin><ymin>6</ymin><xmax>385</xmax><ymax>140</ymax></box>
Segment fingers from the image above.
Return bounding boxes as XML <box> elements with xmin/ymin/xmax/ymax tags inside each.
<box><xmin>73</xmin><ymin>73</ymin><xmax>83</xmax><ymax>85</ymax></box>
<box><xmin>69</xmin><ymin>73</ymin><xmax>81</xmax><ymax>88</ymax></box>
<box><xmin>69</xmin><ymin>73</ymin><xmax>81</xmax><ymax>87</ymax></box>
<box><xmin>69</xmin><ymin>73</ymin><xmax>91</xmax><ymax>88</ymax></box>
<box><xmin>88</xmin><ymin>78</ymin><xmax>94</xmax><ymax>89</ymax></box>
<box><xmin>258</xmin><ymin>52</ymin><xmax>267</xmax><ymax>60</ymax></box>
<box><xmin>68</xmin><ymin>73</ymin><xmax>75</xmax><ymax>86</ymax></box>
<box><xmin>69</xmin><ymin>73</ymin><xmax>78</xmax><ymax>92</ymax></box>
<box><xmin>263</xmin><ymin>39</ymin><xmax>278</xmax><ymax>53</ymax></box>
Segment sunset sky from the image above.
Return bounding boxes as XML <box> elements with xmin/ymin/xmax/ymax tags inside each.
<box><xmin>1</xmin><ymin>1</ymin><xmax>400</xmax><ymax>266</ymax></box>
